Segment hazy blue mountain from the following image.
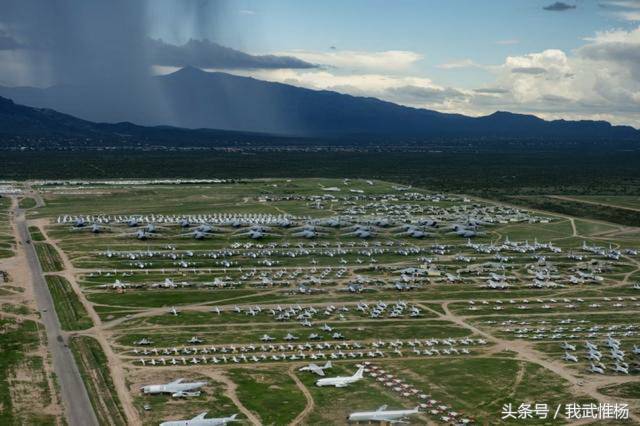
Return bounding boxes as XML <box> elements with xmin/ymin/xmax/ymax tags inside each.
<box><xmin>0</xmin><ymin>66</ymin><xmax>638</xmax><ymax>140</ymax></box>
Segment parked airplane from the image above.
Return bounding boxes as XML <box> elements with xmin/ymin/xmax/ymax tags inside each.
<box><xmin>160</xmin><ymin>413</ymin><xmax>238</xmax><ymax>426</ymax></box>
<box><xmin>563</xmin><ymin>352</ymin><xmax>578</xmax><ymax>363</ymax></box>
<box><xmin>614</xmin><ymin>364</ymin><xmax>629</xmax><ymax>375</ymax></box>
<box><xmin>141</xmin><ymin>378</ymin><xmax>207</xmax><ymax>396</ymax></box>
<box><xmin>348</xmin><ymin>405</ymin><xmax>420</xmax><ymax>423</ymax></box>
<box><xmin>299</xmin><ymin>361</ymin><xmax>332</xmax><ymax>376</ymax></box>
<box><xmin>316</xmin><ymin>365</ymin><xmax>364</xmax><ymax>387</ymax></box>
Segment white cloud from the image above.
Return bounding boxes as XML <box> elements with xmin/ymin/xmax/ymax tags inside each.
<box><xmin>156</xmin><ymin>25</ymin><xmax>640</xmax><ymax>127</ymax></box>
<box><xmin>436</xmin><ymin>59</ymin><xmax>481</xmax><ymax>69</ymax></box>
<box><xmin>274</xmin><ymin>49</ymin><xmax>423</xmax><ymax>72</ymax></box>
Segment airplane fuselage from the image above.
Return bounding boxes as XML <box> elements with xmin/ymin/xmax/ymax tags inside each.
<box><xmin>348</xmin><ymin>409</ymin><xmax>419</xmax><ymax>422</ymax></box>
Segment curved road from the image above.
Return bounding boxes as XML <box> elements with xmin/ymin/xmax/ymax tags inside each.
<box><xmin>14</xmin><ymin>203</ymin><xmax>98</xmax><ymax>426</ymax></box>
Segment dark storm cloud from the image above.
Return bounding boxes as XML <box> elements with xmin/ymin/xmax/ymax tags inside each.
<box><xmin>0</xmin><ymin>30</ymin><xmax>22</xmax><ymax>50</ymax></box>
<box><xmin>0</xmin><ymin>0</ymin><xmax>151</xmax><ymax>86</ymax></box>
<box><xmin>543</xmin><ymin>2</ymin><xmax>577</xmax><ymax>11</ymax></box>
<box><xmin>511</xmin><ymin>66</ymin><xmax>547</xmax><ymax>74</ymax></box>
<box><xmin>388</xmin><ymin>85</ymin><xmax>467</xmax><ymax>103</ymax></box>
<box><xmin>149</xmin><ymin>38</ymin><xmax>316</xmax><ymax>69</ymax></box>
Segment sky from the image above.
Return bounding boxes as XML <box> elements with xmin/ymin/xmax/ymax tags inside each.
<box><xmin>1</xmin><ymin>0</ymin><xmax>640</xmax><ymax>126</ymax></box>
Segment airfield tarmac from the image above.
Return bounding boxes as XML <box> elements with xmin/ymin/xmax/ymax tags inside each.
<box><xmin>1</xmin><ymin>178</ymin><xmax>639</xmax><ymax>425</ymax></box>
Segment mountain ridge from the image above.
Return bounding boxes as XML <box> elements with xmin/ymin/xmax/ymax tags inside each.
<box><xmin>0</xmin><ymin>66</ymin><xmax>638</xmax><ymax>140</ymax></box>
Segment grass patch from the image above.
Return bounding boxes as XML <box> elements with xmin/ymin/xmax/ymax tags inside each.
<box><xmin>34</xmin><ymin>242</ymin><xmax>64</xmax><ymax>272</ymax></box>
<box><xmin>46</xmin><ymin>275</ymin><xmax>93</xmax><ymax>331</ymax></box>
<box><xmin>18</xmin><ymin>197</ymin><xmax>37</xmax><ymax>209</ymax></box>
<box><xmin>69</xmin><ymin>336</ymin><xmax>126</xmax><ymax>426</ymax></box>
<box><xmin>0</xmin><ymin>318</ymin><xmax>57</xmax><ymax>425</ymax></box>
<box><xmin>228</xmin><ymin>367</ymin><xmax>306</xmax><ymax>426</ymax></box>
<box><xmin>28</xmin><ymin>226</ymin><xmax>46</xmax><ymax>241</ymax></box>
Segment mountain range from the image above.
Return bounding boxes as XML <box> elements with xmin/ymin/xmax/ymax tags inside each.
<box><xmin>0</xmin><ymin>66</ymin><xmax>638</xmax><ymax>141</ymax></box>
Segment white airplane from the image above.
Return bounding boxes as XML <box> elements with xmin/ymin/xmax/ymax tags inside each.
<box><xmin>563</xmin><ymin>352</ymin><xmax>578</xmax><ymax>363</ymax></box>
<box><xmin>160</xmin><ymin>413</ymin><xmax>238</xmax><ymax>426</ymax></box>
<box><xmin>589</xmin><ymin>363</ymin><xmax>605</xmax><ymax>374</ymax></box>
<box><xmin>299</xmin><ymin>361</ymin><xmax>332</xmax><ymax>376</ymax></box>
<box><xmin>316</xmin><ymin>365</ymin><xmax>364</xmax><ymax>387</ymax></box>
<box><xmin>614</xmin><ymin>364</ymin><xmax>629</xmax><ymax>375</ymax></box>
<box><xmin>348</xmin><ymin>405</ymin><xmax>420</xmax><ymax>423</ymax></box>
<box><xmin>606</xmin><ymin>335</ymin><xmax>621</xmax><ymax>348</ymax></box>
<box><xmin>585</xmin><ymin>341</ymin><xmax>598</xmax><ymax>351</ymax></box>
<box><xmin>632</xmin><ymin>345</ymin><xmax>640</xmax><ymax>355</ymax></box>
<box><xmin>169</xmin><ymin>306</ymin><xmax>179</xmax><ymax>316</ymax></box>
<box><xmin>560</xmin><ymin>341</ymin><xmax>576</xmax><ymax>351</ymax></box>
<box><xmin>141</xmin><ymin>378</ymin><xmax>207</xmax><ymax>395</ymax></box>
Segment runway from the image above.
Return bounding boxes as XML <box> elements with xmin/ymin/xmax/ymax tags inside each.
<box><xmin>13</xmin><ymin>204</ymin><xmax>98</xmax><ymax>426</ymax></box>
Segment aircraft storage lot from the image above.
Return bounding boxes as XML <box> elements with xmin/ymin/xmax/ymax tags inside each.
<box><xmin>11</xmin><ymin>179</ymin><xmax>640</xmax><ymax>424</ymax></box>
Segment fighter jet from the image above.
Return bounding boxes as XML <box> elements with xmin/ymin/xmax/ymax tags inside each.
<box><xmin>316</xmin><ymin>365</ymin><xmax>364</xmax><ymax>387</ymax></box>
<box><xmin>160</xmin><ymin>413</ymin><xmax>238</xmax><ymax>426</ymax></box>
<box><xmin>585</xmin><ymin>341</ymin><xmax>598</xmax><ymax>351</ymax></box>
<box><xmin>563</xmin><ymin>352</ymin><xmax>578</xmax><ymax>363</ymax></box>
<box><xmin>260</xmin><ymin>334</ymin><xmax>274</xmax><ymax>342</ymax></box>
<box><xmin>613</xmin><ymin>364</ymin><xmax>629</xmax><ymax>375</ymax></box>
<box><xmin>348</xmin><ymin>405</ymin><xmax>420</xmax><ymax>424</ymax></box>
<box><xmin>560</xmin><ymin>341</ymin><xmax>576</xmax><ymax>351</ymax></box>
<box><xmin>141</xmin><ymin>378</ymin><xmax>207</xmax><ymax>396</ymax></box>
<box><xmin>299</xmin><ymin>361</ymin><xmax>332</xmax><ymax>376</ymax></box>
<box><xmin>98</xmin><ymin>279</ymin><xmax>129</xmax><ymax>290</ymax></box>
<box><xmin>589</xmin><ymin>363</ymin><xmax>605</xmax><ymax>374</ymax></box>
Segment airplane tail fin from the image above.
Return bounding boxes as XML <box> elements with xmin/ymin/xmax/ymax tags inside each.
<box><xmin>353</xmin><ymin>365</ymin><xmax>365</xmax><ymax>379</ymax></box>
<box><xmin>324</xmin><ymin>361</ymin><xmax>332</xmax><ymax>369</ymax></box>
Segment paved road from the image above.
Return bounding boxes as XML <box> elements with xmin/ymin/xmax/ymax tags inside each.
<box><xmin>14</xmin><ymin>205</ymin><xmax>98</xmax><ymax>426</ymax></box>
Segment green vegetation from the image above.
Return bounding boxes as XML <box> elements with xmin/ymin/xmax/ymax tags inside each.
<box><xmin>28</xmin><ymin>226</ymin><xmax>46</xmax><ymax>241</ymax></box>
<box><xmin>34</xmin><ymin>242</ymin><xmax>64</xmax><ymax>272</ymax></box>
<box><xmin>0</xmin><ymin>196</ymin><xmax>14</xmax><ymax>258</ymax></box>
<box><xmin>3</xmin><ymin>150</ymin><xmax>640</xmax><ymax>196</ymax></box>
<box><xmin>18</xmin><ymin>197</ymin><xmax>37</xmax><ymax>209</ymax></box>
<box><xmin>228</xmin><ymin>367</ymin><xmax>306</xmax><ymax>425</ymax></box>
<box><xmin>11</xmin><ymin>178</ymin><xmax>639</xmax><ymax>425</ymax></box>
<box><xmin>392</xmin><ymin>358</ymin><xmax>582</xmax><ymax>425</ymax></box>
<box><xmin>69</xmin><ymin>336</ymin><xmax>126</xmax><ymax>426</ymax></box>
<box><xmin>135</xmin><ymin>375</ymin><xmax>240</xmax><ymax>426</ymax></box>
<box><xmin>46</xmin><ymin>275</ymin><xmax>93</xmax><ymax>330</ymax></box>
<box><xmin>506</xmin><ymin>195</ymin><xmax>640</xmax><ymax>227</ymax></box>
<box><xmin>302</xmin><ymin>363</ymin><xmax>416</xmax><ymax>425</ymax></box>
<box><xmin>0</xmin><ymin>318</ymin><xmax>57</xmax><ymax>425</ymax></box>
<box><xmin>598</xmin><ymin>382</ymin><xmax>640</xmax><ymax>399</ymax></box>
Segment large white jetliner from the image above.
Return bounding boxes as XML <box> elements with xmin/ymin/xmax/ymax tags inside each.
<box><xmin>160</xmin><ymin>412</ymin><xmax>237</xmax><ymax>426</ymax></box>
<box><xmin>141</xmin><ymin>378</ymin><xmax>207</xmax><ymax>396</ymax></box>
<box><xmin>316</xmin><ymin>365</ymin><xmax>364</xmax><ymax>387</ymax></box>
<box><xmin>348</xmin><ymin>405</ymin><xmax>420</xmax><ymax>423</ymax></box>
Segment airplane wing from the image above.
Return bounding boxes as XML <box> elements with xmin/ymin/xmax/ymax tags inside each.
<box><xmin>311</xmin><ymin>366</ymin><xmax>325</xmax><ymax>376</ymax></box>
<box><xmin>167</xmin><ymin>378</ymin><xmax>184</xmax><ymax>386</ymax></box>
<box><xmin>376</xmin><ymin>405</ymin><xmax>388</xmax><ymax>412</ymax></box>
<box><xmin>191</xmin><ymin>412</ymin><xmax>208</xmax><ymax>421</ymax></box>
